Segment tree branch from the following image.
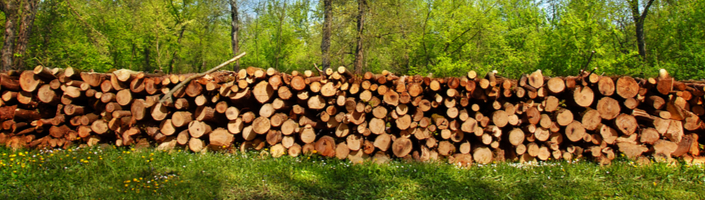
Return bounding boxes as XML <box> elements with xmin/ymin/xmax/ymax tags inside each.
<box><xmin>313</xmin><ymin>62</ymin><xmax>324</xmax><ymax>77</ymax></box>
<box><xmin>627</xmin><ymin>0</ymin><xmax>641</xmax><ymax>22</ymax></box>
<box><xmin>160</xmin><ymin>52</ymin><xmax>247</xmax><ymax>104</ymax></box>
<box><xmin>450</xmin><ymin>29</ymin><xmax>482</xmax><ymax>55</ymax></box>
<box><xmin>639</xmin><ymin>0</ymin><xmax>656</xmax><ymax>21</ymax></box>
<box><xmin>442</xmin><ymin>3</ymin><xmax>496</xmax><ymax>54</ymax></box>
<box><xmin>66</xmin><ymin>0</ymin><xmax>108</xmax><ymax>52</ymax></box>
<box><xmin>442</xmin><ymin>27</ymin><xmax>473</xmax><ymax>53</ymax></box>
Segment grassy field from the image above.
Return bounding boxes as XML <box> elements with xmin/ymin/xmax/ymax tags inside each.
<box><xmin>0</xmin><ymin>146</ymin><xmax>703</xmax><ymax>199</ymax></box>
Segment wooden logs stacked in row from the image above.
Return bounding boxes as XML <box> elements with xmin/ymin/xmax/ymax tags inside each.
<box><xmin>0</xmin><ymin>65</ymin><xmax>703</xmax><ymax>166</ymax></box>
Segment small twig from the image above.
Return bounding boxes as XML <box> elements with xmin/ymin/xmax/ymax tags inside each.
<box><xmin>160</xmin><ymin>52</ymin><xmax>247</xmax><ymax>104</ymax></box>
<box><xmin>313</xmin><ymin>63</ymin><xmax>324</xmax><ymax>77</ymax></box>
<box><xmin>581</xmin><ymin>50</ymin><xmax>596</xmax><ymax>74</ymax></box>
<box><xmin>587</xmin><ymin>67</ymin><xmax>597</xmax><ymax>77</ymax></box>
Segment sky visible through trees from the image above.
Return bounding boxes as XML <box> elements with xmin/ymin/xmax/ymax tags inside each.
<box><xmin>0</xmin><ymin>0</ymin><xmax>702</xmax><ymax>80</ymax></box>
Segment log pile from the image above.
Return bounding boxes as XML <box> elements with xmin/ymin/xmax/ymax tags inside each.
<box><xmin>0</xmin><ymin>65</ymin><xmax>703</xmax><ymax>165</ymax></box>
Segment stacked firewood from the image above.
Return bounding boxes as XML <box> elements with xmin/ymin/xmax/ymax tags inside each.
<box><xmin>0</xmin><ymin>65</ymin><xmax>703</xmax><ymax>165</ymax></box>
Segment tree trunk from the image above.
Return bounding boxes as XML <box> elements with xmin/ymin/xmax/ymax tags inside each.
<box><xmin>12</xmin><ymin>0</ymin><xmax>39</xmax><ymax>70</ymax></box>
<box><xmin>0</xmin><ymin>1</ymin><xmax>18</xmax><ymax>71</ymax></box>
<box><xmin>353</xmin><ymin>0</ymin><xmax>367</xmax><ymax>74</ymax></box>
<box><xmin>628</xmin><ymin>0</ymin><xmax>655</xmax><ymax>61</ymax></box>
<box><xmin>635</xmin><ymin>22</ymin><xmax>646</xmax><ymax>60</ymax></box>
<box><xmin>230</xmin><ymin>0</ymin><xmax>240</xmax><ymax>71</ymax></box>
<box><xmin>320</xmin><ymin>0</ymin><xmax>332</xmax><ymax>70</ymax></box>
<box><xmin>144</xmin><ymin>47</ymin><xmax>150</xmax><ymax>72</ymax></box>
<box><xmin>274</xmin><ymin>2</ymin><xmax>286</xmax><ymax>69</ymax></box>
<box><xmin>167</xmin><ymin>25</ymin><xmax>187</xmax><ymax>73</ymax></box>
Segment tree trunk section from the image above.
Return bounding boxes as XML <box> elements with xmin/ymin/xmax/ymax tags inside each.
<box><xmin>230</xmin><ymin>0</ymin><xmax>240</xmax><ymax>70</ymax></box>
<box><xmin>473</xmin><ymin>146</ymin><xmax>493</xmax><ymax>164</ymax></box>
<box><xmin>188</xmin><ymin>120</ymin><xmax>212</xmax><ymax>138</ymax></box>
<box><xmin>616</xmin><ymin>76</ymin><xmax>639</xmax><ymax>99</ymax></box>
<box><xmin>565</xmin><ymin>121</ymin><xmax>586</xmax><ymax>142</ymax></box>
<box><xmin>315</xmin><ymin>135</ymin><xmax>336</xmax><ymax>157</ymax></box>
<box><xmin>209</xmin><ymin>128</ymin><xmax>233</xmax><ymax>148</ymax></box>
<box><xmin>353</xmin><ymin>0</ymin><xmax>367</xmax><ymax>74</ymax></box>
<box><xmin>1</xmin><ymin>1</ymin><xmax>18</xmax><ymax>71</ymax></box>
<box><xmin>321</xmin><ymin>0</ymin><xmax>332</xmax><ymax>70</ymax></box>
<box><xmin>596</xmin><ymin>97</ymin><xmax>620</xmax><ymax>120</ymax></box>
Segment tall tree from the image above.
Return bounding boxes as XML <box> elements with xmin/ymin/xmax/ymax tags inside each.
<box><xmin>273</xmin><ymin>0</ymin><xmax>287</xmax><ymax>69</ymax></box>
<box><xmin>0</xmin><ymin>0</ymin><xmax>39</xmax><ymax>71</ymax></box>
<box><xmin>230</xmin><ymin>0</ymin><xmax>240</xmax><ymax>70</ymax></box>
<box><xmin>627</xmin><ymin>0</ymin><xmax>655</xmax><ymax>61</ymax></box>
<box><xmin>353</xmin><ymin>0</ymin><xmax>367</xmax><ymax>74</ymax></box>
<box><xmin>166</xmin><ymin>0</ymin><xmax>193</xmax><ymax>73</ymax></box>
<box><xmin>0</xmin><ymin>0</ymin><xmax>19</xmax><ymax>71</ymax></box>
<box><xmin>320</xmin><ymin>0</ymin><xmax>332</xmax><ymax>70</ymax></box>
<box><xmin>14</xmin><ymin>0</ymin><xmax>39</xmax><ymax>69</ymax></box>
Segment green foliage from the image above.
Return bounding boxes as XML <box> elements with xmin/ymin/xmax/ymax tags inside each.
<box><xmin>0</xmin><ymin>146</ymin><xmax>703</xmax><ymax>199</ymax></box>
<box><xmin>11</xmin><ymin>0</ymin><xmax>704</xmax><ymax>80</ymax></box>
<box><xmin>645</xmin><ymin>0</ymin><xmax>705</xmax><ymax>80</ymax></box>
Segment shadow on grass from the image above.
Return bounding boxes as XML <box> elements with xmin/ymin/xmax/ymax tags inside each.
<box><xmin>238</xmin><ymin>160</ymin><xmax>504</xmax><ymax>199</ymax></box>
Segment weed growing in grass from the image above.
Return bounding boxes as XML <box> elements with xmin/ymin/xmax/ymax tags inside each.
<box><xmin>0</xmin><ymin>146</ymin><xmax>702</xmax><ymax>199</ymax></box>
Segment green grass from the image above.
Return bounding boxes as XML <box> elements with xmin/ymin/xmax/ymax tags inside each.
<box><xmin>0</xmin><ymin>146</ymin><xmax>703</xmax><ymax>200</ymax></box>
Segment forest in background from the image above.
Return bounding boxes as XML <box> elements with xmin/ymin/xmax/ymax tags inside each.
<box><xmin>0</xmin><ymin>0</ymin><xmax>703</xmax><ymax>80</ymax></box>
